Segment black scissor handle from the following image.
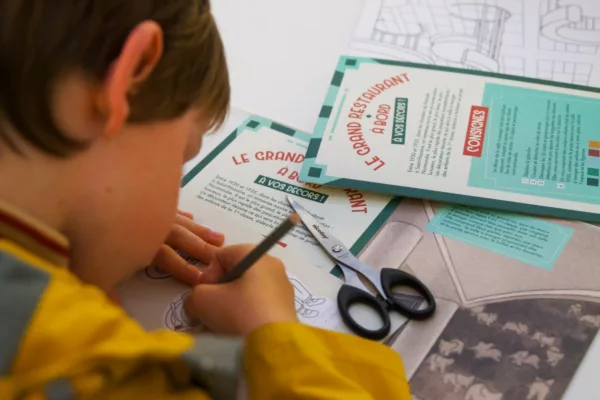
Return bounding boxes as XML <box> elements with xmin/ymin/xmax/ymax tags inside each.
<box><xmin>337</xmin><ymin>284</ymin><xmax>391</xmax><ymax>341</ymax></box>
<box><xmin>381</xmin><ymin>268</ymin><xmax>436</xmax><ymax>321</ymax></box>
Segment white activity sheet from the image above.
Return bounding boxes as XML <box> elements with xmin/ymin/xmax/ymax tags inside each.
<box><xmin>351</xmin><ymin>0</ymin><xmax>600</xmax><ymax>86</ymax></box>
<box><xmin>117</xmin><ymin>203</ymin><xmax>406</xmax><ymax>338</ymax></box>
<box><xmin>178</xmin><ymin>113</ymin><xmax>398</xmax><ymax>274</ymax></box>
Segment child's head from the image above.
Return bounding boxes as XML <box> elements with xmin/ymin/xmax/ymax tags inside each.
<box><xmin>0</xmin><ymin>0</ymin><xmax>229</xmax><ymax>289</ymax></box>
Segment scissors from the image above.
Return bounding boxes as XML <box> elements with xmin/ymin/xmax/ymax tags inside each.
<box><xmin>288</xmin><ymin>196</ymin><xmax>436</xmax><ymax>340</ymax></box>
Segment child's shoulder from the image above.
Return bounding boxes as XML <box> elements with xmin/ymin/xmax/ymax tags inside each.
<box><xmin>0</xmin><ymin>237</ymin><xmax>200</xmax><ymax>398</ymax></box>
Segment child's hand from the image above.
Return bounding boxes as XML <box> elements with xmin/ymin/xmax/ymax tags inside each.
<box><xmin>152</xmin><ymin>210</ymin><xmax>225</xmax><ymax>285</ymax></box>
<box><xmin>184</xmin><ymin>244</ymin><xmax>299</xmax><ymax>336</ymax></box>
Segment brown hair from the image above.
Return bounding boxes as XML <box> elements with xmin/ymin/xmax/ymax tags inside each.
<box><xmin>0</xmin><ymin>0</ymin><xmax>230</xmax><ymax>156</ymax></box>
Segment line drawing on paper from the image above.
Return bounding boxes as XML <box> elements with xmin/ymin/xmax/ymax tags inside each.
<box><xmin>144</xmin><ymin>250</ymin><xmax>203</xmax><ymax>281</ymax></box>
<box><xmin>352</xmin><ymin>0</ymin><xmax>600</xmax><ymax>85</ymax></box>
<box><xmin>539</xmin><ymin>0</ymin><xmax>600</xmax><ymax>53</ymax></box>
<box><xmin>536</xmin><ymin>59</ymin><xmax>592</xmax><ymax>85</ymax></box>
<box><xmin>353</xmin><ymin>0</ymin><xmax>517</xmax><ymax>72</ymax></box>
<box><xmin>163</xmin><ymin>292</ymin><xmax>202</xmax><ymax>333</ymax></box>
<box><xmin>290</xmin><ymin>277</ymin><xmax>326</xmax><ymax>318</ymax></box>
<box><xmin>145</xmin><ymin>265</ymin><xmax>173</xmax><ymax>280</ymax></box>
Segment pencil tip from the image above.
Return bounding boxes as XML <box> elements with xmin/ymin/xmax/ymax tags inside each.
<box><xmin>289</xmin><ymin>212</ymin><xmax>301</xmax><ymax>225</ymax></box>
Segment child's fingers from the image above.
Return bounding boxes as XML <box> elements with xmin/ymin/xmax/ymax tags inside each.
<box><xmin>174</xmin><ymin>214</ymin><xmax>225</xmax><ymax>246</ymax></box>
<box><xmin>196</xmin><ymin>253</ymin><xmax>233</xmax><ymax>284</ymax></box>
<box><xmin>214</xmin><ymin>244</ymin><xmax>257</xmax><ymax>272</ymax></box>
<box><xmin>165</xmin><ymin>224</ymin><xmax>219</xmax><ymax>264</ymax></box>
<box><xmin>198</xmin><ymin>245</ymin><xmax>256</xmax><ymax>284</ymax></box>
<box><xmin>176</xmin><ymin>209</ymin><xmax>194</xmax><ymax>219</ymax></box>
<box><xmin>153</xmin><ymin>244</ymin><xmax>203</xmax><ymax>286</ymax></box>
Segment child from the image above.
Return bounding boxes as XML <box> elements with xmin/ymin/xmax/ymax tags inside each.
<box><xmin>0</xmin><ymin>1</ymin><xmax>412</xmax><ymax>399</ymax></box>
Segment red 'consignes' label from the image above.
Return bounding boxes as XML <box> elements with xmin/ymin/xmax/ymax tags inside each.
<box><xmin>462</xmin><ymin>106</ymin><xmax>489</xmax><ymax>157</ymax></box>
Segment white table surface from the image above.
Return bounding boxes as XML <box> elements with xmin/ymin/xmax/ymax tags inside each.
<box><xmin>205</xmin><ymin>1</ymin><xmax>600</xmax><ymax>398</ymax></box>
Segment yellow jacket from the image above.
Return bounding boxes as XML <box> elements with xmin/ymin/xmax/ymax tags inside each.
<box><xmin>0</xmin><ymin>203</ymin><xmax>412</xmax><ymax>399</ymax></box>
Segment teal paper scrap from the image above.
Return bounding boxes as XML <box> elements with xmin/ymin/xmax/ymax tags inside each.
<box><xmin>426</xmin><ymin>205</ymin><xmax>574</xmax><ymax>270</ymax></box>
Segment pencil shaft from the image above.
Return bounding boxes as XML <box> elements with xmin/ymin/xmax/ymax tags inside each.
<box><xmin>220</xmin><ymin>216</ymin><xmax>297</xmax><ymax>283</ymax></box>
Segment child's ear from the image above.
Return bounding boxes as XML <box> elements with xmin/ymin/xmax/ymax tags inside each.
<box><xmin>98</xmin><ymin>21</ymin><xmax>164</xmax><ymax>136</ymax></box>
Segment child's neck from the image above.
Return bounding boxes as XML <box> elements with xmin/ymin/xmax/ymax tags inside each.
<box><xmin>0</xmin><ymin>146</ymin><xmax>71</xmax><ymax>237</ymax></box>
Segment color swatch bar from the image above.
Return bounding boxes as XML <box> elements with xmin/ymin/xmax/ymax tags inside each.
<box><xmin>588</xmin><ymin>143</ymin><xmax>600</xmax><ymax>186</ymax></box>
<box><xmin>589</xmin><ymin>140</ymin><xmax>600</xmax><ymax>170</ymax></box>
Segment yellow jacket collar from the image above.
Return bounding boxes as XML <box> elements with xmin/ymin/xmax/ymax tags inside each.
<box><xmin>0</xmin><ymin>200</ymin><xmax>69</xmax><ymax>267</ymax></box>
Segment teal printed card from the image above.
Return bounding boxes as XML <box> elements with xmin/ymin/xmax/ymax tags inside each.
<box><xmin>300</xmin><ymin>56</ymin><xmax>600</xmax><ymax>222</ymax></box>
<box><xmin>469</xmin><ymin>83</ymin><xmax>600</xmax><ymax>205</ymax></box>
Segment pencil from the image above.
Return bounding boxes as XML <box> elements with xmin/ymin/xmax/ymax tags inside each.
<box><xmin>220</xmin><ymin>213</ymin><xmax>301</xmax><ymax>283</ymax></box>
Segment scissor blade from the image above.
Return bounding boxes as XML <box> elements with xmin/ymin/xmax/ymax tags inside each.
<box><xmin>287</xmin><ymin>196</ymin><xmax>388</xmax><ymax>298</ymax></box>
<box><xmin>287</xmin><ymin>196</ymin><xmax>352</xmax><ymax>260</ymax></box>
